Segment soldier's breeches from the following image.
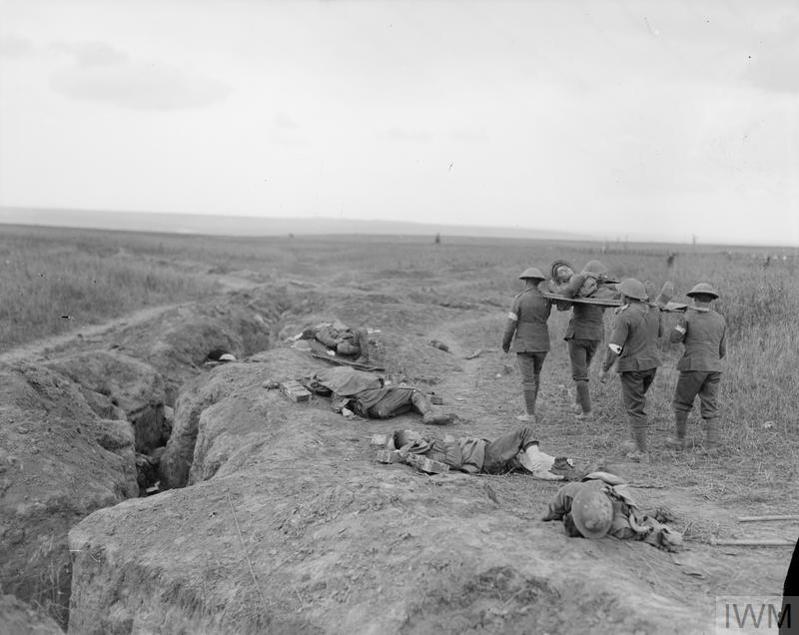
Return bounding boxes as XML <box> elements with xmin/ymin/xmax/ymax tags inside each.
<box><xmin>517</xmin><ymin>352</ymin><xmax>545</xmax><ymax>415</ymax></box>
<box><xmin>517</xmin><ymin>352</ymin><xmax>546</xmax><ymax>390</ymax></box>
<box><xmin>620</xmin><ymin>369</ymin><xmax>657</xmax><ymax>423</ymax></box>
<box><xmin>336</xmin><ymin>341</ymin><xmax>359</xmax><ymax>356</ymax></box>
<box><xmin>672</xmin><ymin>371</ymin><xmax>721</xmax><ymax>419</ymax></box>
<box><xmin>483</xmin><ymin>426</ymin><xmax>538</xmax><ymax>473</ymax></box>
<box><xmin>370</xmin><ymin>387</ymin><xmax>416</xmax><ymax>418</ymax></box>
<box><xmin>568</xmin><ymin>338</ymin><xmax>600</xmax><ymax>382</ymax></box>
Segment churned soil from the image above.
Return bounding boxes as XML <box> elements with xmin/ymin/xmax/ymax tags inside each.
<box><xmin>1</xmin><ymin>264</ymin><xmax>792</xmax><ymax>634</ymax></box>
<box><xmin>69</xmin><ymin>289</ymin><xmax>788</xmax><ymax>634</ymax></box>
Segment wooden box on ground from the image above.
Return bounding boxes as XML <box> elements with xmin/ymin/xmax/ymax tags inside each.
<box><xmin>406</xmin><ymin>453</ymin><xmax>450</xmax><ymax>474</ymax></box>
<box><xmin>279</xmin><ymin>380</ymin><xmax>311</xmax><ymax>403</ymax></box>
<box><xmin>376</xmin><ymin>450</ymin><xmax>404</xmax><ymax>464</ymax></box>
<box><xmin>370</xmin><ymin>434</ymin><xmax>390</xmax><ymax>448</ymax></box>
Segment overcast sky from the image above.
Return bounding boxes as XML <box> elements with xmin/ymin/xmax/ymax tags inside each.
<box><xmin>0</xmin><ymin>0</ymin><xmax>797</xmax><ymax>245</ymax></box>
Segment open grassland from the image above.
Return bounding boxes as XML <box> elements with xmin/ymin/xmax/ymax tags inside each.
<box><xmin>0</xmin><ymin>226</ymin><xmax>224</xmax><ymax>349</ymax></box>
<box><xmin>2</xmin><ymin>223</ymin><xmax>797</xmax><ymax>510</ymax></box>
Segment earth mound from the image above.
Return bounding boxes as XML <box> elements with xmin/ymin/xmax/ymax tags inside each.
<box><xmin>69</xmin><ymin>347</ymin><xmax>707</xmax><ymax>634</ymax></box>
<box><xmin>0</xmin><ymin>593</ymin><xmax>63</xmax><ymax>634</ymax></box>
<box><xmin>0</xmin><ymin>286</ymin><xmax>285</xmax><ymax>628</ymax></box>
<box><xmin>0</xmin><ymin>364</ymin><xmax>139</xmax><ymax>627</ymax></box>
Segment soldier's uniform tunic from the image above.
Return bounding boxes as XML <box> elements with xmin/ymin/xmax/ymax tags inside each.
<box><xmin>502</xmin><ymin>284</ymin><xmax>552</xmax><ymax>415</ymax></box>
<box><xmin>669</xmin><ymin>308</ymin><xmax>726</xmax><ymax>419</ymax></box>
<box><xmin>604</xmin><ymin>302</ymin><xmax>662</xmax><ymax>435</ymax></box>
<box><xmin>556</xmin><ymin>273</ymin><xmax>620</xmax><ymax>382</ymax></box>
<box><xmin>397</xmin><ymin>426</ymin><xmax>539</xmax><ymax>474</ymax></box>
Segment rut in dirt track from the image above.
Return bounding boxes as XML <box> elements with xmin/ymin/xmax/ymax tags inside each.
<box><xmin>0</xmin><ymin>272</ymin><xmax>276</xmax><ymax>367</ymax></box>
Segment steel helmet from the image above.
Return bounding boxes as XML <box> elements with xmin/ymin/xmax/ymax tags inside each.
<box><xmin>618</xmin><ymin>278</ymin><xmax>647</xmax><ymax>301</ymax></box>
<box><xmin>571</xmin><ymin>486</ymin><xmax>614</xmax><ymax>539</ymax></box>
<box><xmin>519</xmin><ymin>267</ymin><xmax>545</xmax><ymax>281</ymax></box>
<box><xmin>686</xmin><ymin>282</ymin><xmax>719</xmax><ymax>299</ymax></box>
<box><xmin>582</xmin><ymin>260</ymin><xmax>608</xmax><ymax>277</ymax></box>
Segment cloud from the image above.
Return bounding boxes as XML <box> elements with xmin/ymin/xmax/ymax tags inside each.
<box><xmin>385</xmin><ymin>127</ymin><xmax>433</xmax><ymax>143</ymax></box>
<box><xmin>743</xmin><ymin>18</ymin><xmax>799</xmax><ymax>94</ymax></box>
<box><xmin>51</xmin><ymin>41</ymin><xmax>129</xmax><ymax>67</ymax></box>
<box><xmin>274</xmin><ymin>112</ymin><xmax>299</xmax><ymax>129</ymax></box>
<box><xmin>49</xmin><ymin>41</ymin><xmax>232</xmax><ymax>110</ymax></box>
<box><xmin>745</xmin><ymin>43</ymin><xmax>799</xmax><ymax>94</ymax></box>
<box><xmin>0</xmin><ymin>33</ymin><xmax>36</xmax><ymax>58</ymax></box>
<box><xmin>447</xmin><ymin>128</ymin><xmax>488</xmax><ymax>143</ymax></box>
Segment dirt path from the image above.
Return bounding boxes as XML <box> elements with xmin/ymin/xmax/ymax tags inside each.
<box><xmin>0</xmin><ymin>271</ymin><xmax>267</xmax><ymax>367</ymax></box>
<box><xmin>6</xmin><ymin>276</ymin><xmax>792</xmax><ymax>632</ymax></box>
<box><xmin>423</xmin><ymin>312</ymin><xmax>792</xmax><ymax>609</ymax></box>
<box><xmin>0</xmin><ymin>302</ymin><xmax>188</xmax><ymax>366</ymax></box>
<box><xmin>426</xmin><ymin>317</ymin><xmax>494</xmax><ymax>420</ymax></box>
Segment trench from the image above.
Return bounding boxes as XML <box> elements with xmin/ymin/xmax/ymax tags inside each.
<box><xmin>0</xmin><ymin>288</ymin><xmax>302</xmax><ymax>632</ymax></box>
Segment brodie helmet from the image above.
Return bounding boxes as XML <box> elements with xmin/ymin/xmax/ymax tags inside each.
<box><xmin>686</xmin><ymin>282</ymin><xmax>719</xmax><ymax>299</ymax></box>
<box><xmin>571</xmin><ymin>486</ymin><xmax>614</xmax><ymax>539</ymax></box>
<box><xmin>618</xmin><ymin>278</ymin><xmax>648</xmax><ymax>301</ymax></box>
<box><xmin>519</xmin><ymin>267</ymin><xmax>546</xmax><ymax>281</ymax></box>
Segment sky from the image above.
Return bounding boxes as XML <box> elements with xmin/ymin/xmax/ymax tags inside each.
<box><xmin>0</xmin><ymin>0</ymin><xmax>797</xmax><ymax>246</ymax></box>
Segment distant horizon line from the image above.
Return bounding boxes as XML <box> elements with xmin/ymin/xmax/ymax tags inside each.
<box><xmin>0</xmin><ymin>204</ymin><xmax>797</xmax><ymax>249</ymax></box>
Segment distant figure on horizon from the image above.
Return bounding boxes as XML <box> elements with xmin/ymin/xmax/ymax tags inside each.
<box><xmin>666</xmin><ymin>252</ymin><xmax>676</xmax><ymax>269</ymax></box>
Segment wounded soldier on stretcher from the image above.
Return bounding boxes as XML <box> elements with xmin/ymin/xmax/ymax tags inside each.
<box><xmin>542</xmin><ymin>471</ymin><xmax>684</xmax><ymax>551</ymax></box>
<box><xmin>388</xmin><ymin>427</ymin><xmax>575</xmax><ymax>479</ymax></box>
<box><xmin>547</xmin><ymin>260</ymin><xmax>677</xmax><ymax>309</ymax></box>
<box><xmin>546</xmin><ymin>259</ymin><xmax>621</xmax><ymax>303</ymax></box>
<box><xmin>302</xmin><ymin>366</ymin><xmax>453</xmax><ymax>425</ymax></box>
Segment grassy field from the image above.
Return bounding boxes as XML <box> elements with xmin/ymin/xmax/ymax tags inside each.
<box><xmin>2</xmin><ymin>223</ymin><xmax>797</xmax><ymax>628</ymax></box>
<box><xmin>2</xmin><ymin>222</ymin><xmax>797</xmax><ymax>501</ymax></box>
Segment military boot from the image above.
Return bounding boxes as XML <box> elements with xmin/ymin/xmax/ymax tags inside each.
<box><xmin>570</xmin><ymin>385</ymin><xmax>581</xmax><ymax>414</ymax></box>
<box><xmin>517</xmin><ymin>377</ymin><xmax>539</xmax><ymax>422</ymax></box>
<box><xmin>625</xmin><ymin>421</ymin><xmax>649</xmax><ymax>462</ymax></box>
<box><xmin>516</xmin><ymin>389</ymin><xmax>537</xmax><ymax>422</ymax></box>
<box><xmin>411</xmin><ymin>391</ymin><xmax>452</xmax><ymax>425</ymax></box>
<box><xmin>574</xmin><ymin>381</ymin><xmax>592</xmax><ymax>420</ymax></box>
<box><xmin>665</xmin><ymin>410</ymin><xmax>688</xmax><ymax>450</ymax></box>
<box><xmin>702</xmin><ymin>418</ymin><xmax>721</xmax><ymax>455</ymax></box>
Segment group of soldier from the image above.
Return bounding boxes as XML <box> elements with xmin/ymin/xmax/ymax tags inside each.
<box><xmin>502</xmin><ymin>258</ymin><xmax>727</xmax><ymax>462</ymax></box>
<box><xmin>291</xmin><ymin>260</ymin><xmax>723</xmax><ymax>543</ymax></box>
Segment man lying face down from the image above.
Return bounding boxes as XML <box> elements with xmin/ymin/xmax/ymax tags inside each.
<box><xmin>542</xmin><ymin>471</ymin><xmax>684</xmax><ymax>551</ymax></box>
<box><xmin>302</xmin><ymin>366</ymin><xmax>453</xmax><ymax>425</ymax></box>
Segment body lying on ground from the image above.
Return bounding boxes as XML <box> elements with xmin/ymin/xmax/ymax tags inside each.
<box><xmin>389</xmin><ymin>427</ymin><xmax>574</xmax><ymax>479</ymax></box>
<box><xmin>299</xmin><ymin>320</ymin><xmax>370</xmax><ymax>363</ymax></box>
<box><xmin>542</xmin><ymin>471</ymin><xmax>683</xmax><ymax>551</ymax></box>
<box><xmin>302</xmin><ymin>366</ymin><xmax>452</xmax><ymax>424</ymax></box>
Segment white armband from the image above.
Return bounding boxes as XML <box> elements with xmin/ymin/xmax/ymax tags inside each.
<box><xmin>507</xmin><ymin>312</ymin><xmax>518</xmax><ymax>321</ymax></box>
<box><xmin>608</xmin><ymin>344</ymin><xmax>622</xmax><ymax>355</ymax></box>
<box><xmin>674</xmin><ymin>325</ymin><xmax>686</xmax><ymax>334</ymax></box>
